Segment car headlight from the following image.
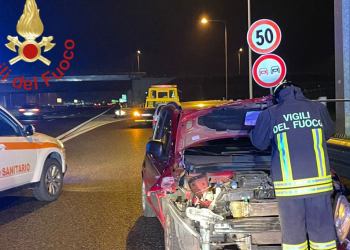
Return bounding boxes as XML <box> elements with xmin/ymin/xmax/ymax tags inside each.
<box><xmin>133</xmin><ymin>111</ymin><xmax>141</xmax><ymax>117</ymax></box>
<box><xmin>334</xmin><ymin>194</ymin><xmax>350</xmax><ymax>243</ymax></box>
<box><xmin>115</xmin><ymin>110</ymin><xmax>120</xmax><ymax>115</ymax></box>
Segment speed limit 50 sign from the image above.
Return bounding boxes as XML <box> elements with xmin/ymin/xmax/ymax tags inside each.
<box><xmin>247</xmin><ymin>19</ymin><xmax>281</xmax><ymax>54</ymax></box>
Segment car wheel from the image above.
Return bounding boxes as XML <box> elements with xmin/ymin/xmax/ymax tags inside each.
<box><xmin>142</xmin><ymin>180</ymin><xmax>156</xmax><ymax>217</ymax></box>
<box><xmin>164</xmin><ymin>202</ymin><xmax>180</xmax><ymax>250</ymax></box>
<box><xmin>33</xmin><ymin>158</ymin><xmax>63</xmax><ymax>202</ymax></box>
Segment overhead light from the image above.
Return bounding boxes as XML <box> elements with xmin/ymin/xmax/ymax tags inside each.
<box><xmin>201</xmin><ymin>18</ymin><xmax>208</xmax><ymax>24</ymax></box>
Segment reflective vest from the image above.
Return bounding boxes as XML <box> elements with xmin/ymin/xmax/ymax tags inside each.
<box><xmin>250</xmin><ymin>86</ymin><xmax>335</xmax><ymax>198</ymax></box>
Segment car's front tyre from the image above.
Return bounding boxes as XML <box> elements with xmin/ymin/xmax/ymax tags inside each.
<box><xmin>33</xmin><ymin>158</ymin><xmax>63</xmax><ymax>202</ymax></box>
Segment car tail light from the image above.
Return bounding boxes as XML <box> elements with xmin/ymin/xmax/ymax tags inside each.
<box><xmin>32</xmin><ymin>108</ymin><xmax>40</xmax><ymax>112</ymax></box>
<box><xmin>19</xmin><ymin>109</ymin><xmax>25</xmax><ymax>112</ymax></box>
<box><xmin>153</xmin><ymin>120</ymin><xmax>157</xmax><ymax>125</ymax></box>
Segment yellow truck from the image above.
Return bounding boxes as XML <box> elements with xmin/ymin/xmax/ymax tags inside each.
<box><xmin>133</xmin><ymin>85</ymin><xmax>180</xmax><ymax>123</ymax></box>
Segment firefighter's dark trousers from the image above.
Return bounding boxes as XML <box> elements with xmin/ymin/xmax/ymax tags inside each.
<box><xmin>278</xmin><ymin>194</ymin><xmax>337</xmax><ymax>250</ymax></box>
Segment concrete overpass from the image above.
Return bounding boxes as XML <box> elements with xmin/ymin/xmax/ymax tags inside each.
<box><xmin>0</xmin><ymin>73</ymin><xmax>174</xmax><ymax>108</ymax></box>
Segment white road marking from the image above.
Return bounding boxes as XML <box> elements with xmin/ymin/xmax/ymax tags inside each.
<box><xmin>60</xmin><ymin>119</ymin><xmax>128</xmax><ymax>143</ymax></box>
<box><xmin>47</xmin><ymin>119</ymin><xmax>55</xmax><ymax>122</ymax></box>
<box><xmin>62</xmin><ymin>116</ymin><xmax>67</xmax><ymax>118</ymax></box>
<box><xmin>56</xmin><ymin>108</ymin><xmax>114</xmax><ymax>140</ymax></box>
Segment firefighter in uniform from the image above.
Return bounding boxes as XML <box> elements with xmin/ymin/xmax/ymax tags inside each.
<box><xmin>250</xmin><ymin>82</ymin><xmax>337</xmax><ymax>250</ymax></box>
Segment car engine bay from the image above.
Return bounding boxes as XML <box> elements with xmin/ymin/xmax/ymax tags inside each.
<box><xmin>165</xmin><ymin>169</ymin><xmax>282</xmax><ymax>250</ymax></box>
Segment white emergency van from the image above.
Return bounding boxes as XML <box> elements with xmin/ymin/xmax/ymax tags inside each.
<box><xmin>0</xmin><ymin>105</ymin><xmax>66</xmax><ymax>201</ymax></box>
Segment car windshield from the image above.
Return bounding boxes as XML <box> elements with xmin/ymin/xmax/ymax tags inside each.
<box><xmin>184</xmin><ymin>137</ymin><xmax>271</xmax><ymax>172</ymax></box>
<box><xmin>156</xmin><ymin>105</ymin><xmax>165</xmax><ymax>115</ymax></box>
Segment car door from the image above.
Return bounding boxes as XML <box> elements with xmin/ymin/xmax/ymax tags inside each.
<box><xmin>145</xmin><ymin>109</ymin><xmax>169</xmax><ymax>184</ymax></box>
<box><xmin>144</xmin><ymin>108</ymin><xmax>173</xmax><ymax>211</ymax></box>
<box><xmin>0</xmin><ymin>110</ymin><xmax>37</xmax><ymax>191</ymax></box>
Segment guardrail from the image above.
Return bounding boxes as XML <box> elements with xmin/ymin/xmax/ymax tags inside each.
<box><xmin>328</xmin><ymin>139</ymin><xmax>350</xmax><ymax>179</ymax></box>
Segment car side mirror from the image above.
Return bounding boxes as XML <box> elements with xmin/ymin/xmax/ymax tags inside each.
<box><xmin>146</xmin><ymin>140</ymin><xmax>163</xmax><ymax>157</ymax></box>
<box><xmin>23</xmin><ymin>124</ymin><xmax>35</xmax><ymax>136</ymax></box>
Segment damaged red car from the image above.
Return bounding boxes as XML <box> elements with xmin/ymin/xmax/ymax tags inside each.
<box><xmin>141</xmin><ymin>99</ymin><xmax>350</xmax><ymax>250</ymax></box>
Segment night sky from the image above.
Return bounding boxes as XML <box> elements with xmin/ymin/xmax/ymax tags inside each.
<box><xmin>0</xmin><ymin>0</ymin><xmax>334</xmax><ymax>78</ymax></box>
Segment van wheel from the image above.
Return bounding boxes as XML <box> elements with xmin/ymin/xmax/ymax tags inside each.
<box><xmin>33</xmin><ymin>159</ymin><xmax>63</xmax><ymax>201</ymax></box>
<box><xmin>142</xmin><ymin>180</ymin><xmax>156</xmax><ymax>217</ymax></box>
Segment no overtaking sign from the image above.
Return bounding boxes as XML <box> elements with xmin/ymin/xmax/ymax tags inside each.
<box><xmin>252</xmin><ymin>54</ymin><xmax>286</xmax><ymax>88</ymax></box>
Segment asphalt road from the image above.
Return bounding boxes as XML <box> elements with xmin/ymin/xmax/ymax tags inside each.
<box><xmin>19</xmin><ymin>106</ymin><xmax>110</xmax><ymax>137</ymax></box>
<box><xmin>0</xmin><ymin>119</ymin><xmax>163</xmax><ymax>250</ymax></box>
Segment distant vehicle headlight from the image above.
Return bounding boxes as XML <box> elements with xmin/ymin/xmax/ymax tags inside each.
<box><xmin>115</xmin><ymin>110</ymin><xmax>126</xmax><ymax>116</ymax></box>
<box><xmin>334</xmin><ymin>194</ymin><xmax>350</xmax><ymax>243</ymax></box>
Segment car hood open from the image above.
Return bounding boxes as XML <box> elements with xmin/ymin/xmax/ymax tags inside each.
<box><xmin>175</xmin><ymin>96</ymin><xmax>271</xmax><ymax>159</ymax></box>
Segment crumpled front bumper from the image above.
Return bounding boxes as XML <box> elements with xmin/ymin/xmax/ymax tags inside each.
<box><xmin>167</xmin><ymin>201</ymin><xmax>282</xmax><ymax>249</ymax></box>
<box><xmin>214</xmin><ymin>217</ymin><xmax>280</xmax><ymax>234</ymax></box>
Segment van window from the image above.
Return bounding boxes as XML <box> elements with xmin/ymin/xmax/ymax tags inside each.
<box><xmin>158</xmin><ymin>92</ymin><xmax>168</xmax><ymax>98</ymax></box>
<box><xmin>150</xmin><ymin>90</ymin><xmax>156</xmax><ymax>99</ymax></box>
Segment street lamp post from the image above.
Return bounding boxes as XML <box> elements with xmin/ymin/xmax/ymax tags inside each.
<box><xmin>201</xmin><ymin>18</ymin><xmax>228</xmax><ymax>100</ymax></box>
<box><xmin>238</xmin><ymin>48</ymin><xmax>243</xmax><ymax>75</ymax></box>
<box><xmin>247</xmin><ymin>0</ymin><xmax>253</xmax><ymax>98</ymax></box>
<box><xmin>137</xmin><ymin>50</ymin><xmax>141</xmax><ymax>72</ymax></box>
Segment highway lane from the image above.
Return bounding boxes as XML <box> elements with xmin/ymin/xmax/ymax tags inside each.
<box><xmin>19</xmin><ymin>107</ymin><xmax>110</xmax><ymax>137</ymax></box>
<box><xmin>0</xmin><ymin>119</ymin><xmax>163</xmax><ymax>250</ymax></box>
